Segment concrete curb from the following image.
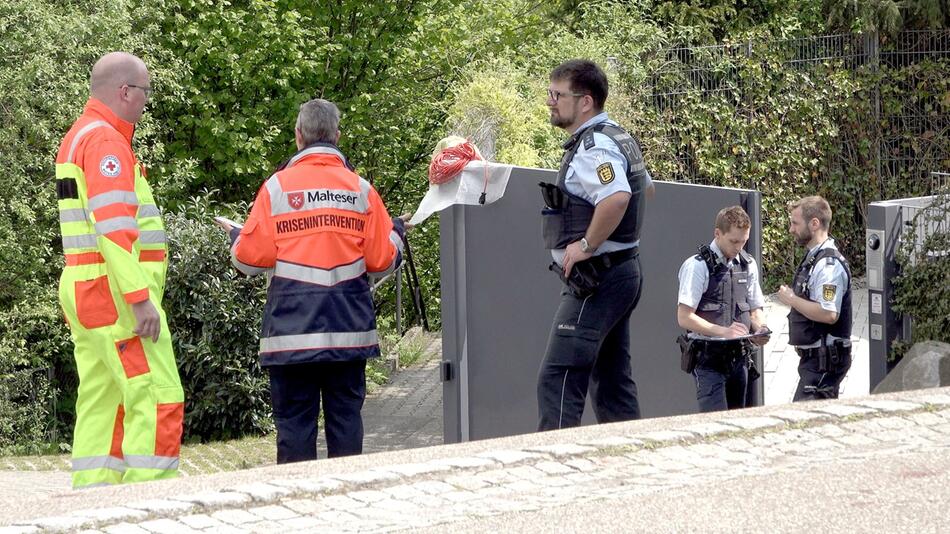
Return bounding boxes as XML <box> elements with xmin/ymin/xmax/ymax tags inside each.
<box><xmin>5</xmin><ymin>387</ymin><xmax>949</xmax><ymax>532</ymax></box>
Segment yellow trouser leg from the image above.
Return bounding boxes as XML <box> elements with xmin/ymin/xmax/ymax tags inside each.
<box><xmin>70</xmin><ymin>325</ymin><xmax>126</xmax><ymax>488</ymax></box>
<box><xmin>61</xmin><ymin>265</ymin><xmax>184</xmax><ymax>488</ymax></box>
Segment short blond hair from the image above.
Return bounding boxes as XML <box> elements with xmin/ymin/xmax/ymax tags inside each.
<box><xmin>715</xmin><ymin>206</ymin><xmax>751</xmax><ymax>233</ymax></box>
<box><xmin>789</xmin><ymin>195</ymin><xmax>832</xmax><ymax>230</ymax></box>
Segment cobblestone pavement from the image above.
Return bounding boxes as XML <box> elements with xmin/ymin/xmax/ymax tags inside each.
<box><xmin>363</xmin><ymin>334</ymin><xmax>443</xmax><ymax>455</ymax></box>
<box><xmin>4</xmin><ymin>388</ymin><xmax>948</xmax><ymax>533</ymax></box>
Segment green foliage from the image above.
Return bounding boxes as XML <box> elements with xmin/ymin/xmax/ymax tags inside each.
<box><xmin>0</xmin><ymin>0</ymin><xmax>179</xmax><ymax>452</ymax></box>
<box><xmin>653</xmin><ymin>0</ymin><xmax>825</xmax><ymax>43</ymax></box>
<box><xmin>892</xmin><ymin>193</ymin><xmax>950</xmax><ymax>358</ymax></box>
<box><xmin>163</xmin><ymin>197</ymin><xmax>273</xmax><ymax>441</ymax></box>
<box><xmin>445</xmin><ymin>64</ymin><xmax>562</xmax><ymax>168</ymax></box>
<box><xmin>822</xmin><ymin>0</ymin><xmax>949</xmax><ymax>36</ymax></box>
<box><xmin>0</xmin><ymin>366</ymin><xmax>52</xmax><ymax>456</ymax></box>
<box><xmin>1</xmin><ymin>0</ymin><xmax>948</xmax><ymax>453</ymax></box>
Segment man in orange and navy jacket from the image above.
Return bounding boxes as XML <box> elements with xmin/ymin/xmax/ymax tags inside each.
<box><xmin>221</xmin><ymin>98</ymin><xmax>404</xmax><ymax>462</ymax></box>
<box><xmin>55</xmin><ymin>52</ymin><xmax>184</xmax><ymax>488</ymax></box>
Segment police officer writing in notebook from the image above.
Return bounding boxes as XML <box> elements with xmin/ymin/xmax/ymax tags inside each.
<box><xmin>778</xmin><ymin>195</ymin><xmax>852</xmax><ymax>401</ymax></box>
<box><xmin>677</xmin><ymin>206</ymin><xmax>770</xmax><ymax>412</ymax></box>
<box><xmin>537</xmin><ymin>59</ymin><xmax>654</xmax><ymax>430</ymax></box>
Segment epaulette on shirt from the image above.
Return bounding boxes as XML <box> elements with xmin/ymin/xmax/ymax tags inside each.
<box><xmin>738</xmin><ymin>250</ymin><xmax>752</xmax><ymax>265</ymax></box>
<box><xmin>583</xmin><ymin>129</ymin><xmax>596</xmax><ymax>150</ymax></box>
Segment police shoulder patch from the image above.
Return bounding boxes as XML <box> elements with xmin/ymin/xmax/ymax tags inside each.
<box><xmin>596</xmin><ymin>163</ymin><xmax>615</xmax><ymax>184</ymax></box>
<box><xmin>822</xmin><ymin>284</ymin><xmax>836</xmax><ymax>301</ymax></box>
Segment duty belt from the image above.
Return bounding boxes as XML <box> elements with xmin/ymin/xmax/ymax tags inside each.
<box><xmin>695</xmin><ymin>339</ymin><xmax>747</xmax><ymax>359</ymax></box>
<box><xmin>589</xmin><ymin>246</ymin><xmax>638</xmax><ymax>272</ymax></box>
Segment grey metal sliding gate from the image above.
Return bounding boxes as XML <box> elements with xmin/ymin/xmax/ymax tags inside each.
<box><xmin>441</xmin><ymin>167</ymin><xmax>762</xmax><ymax>443</ymax></box>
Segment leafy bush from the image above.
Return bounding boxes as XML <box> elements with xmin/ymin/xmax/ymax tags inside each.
<box><xmin>0</xmin><ymin>0</ymin><xmax>182</xmax><ymax>452</ymax></box>
<box><xmin>892</xmin><ymin>193</ymin><xmax>950</xmax><ymax>358</ymax></box>
<box><xmin>163</xmin><ymin>197</ymin><xmax>273</xmax><ymax>441</ymax></box>
<box><xmin>0</xmin><ymin>366</ymin><xmax>52</xmax><ymax>456</ymax></box>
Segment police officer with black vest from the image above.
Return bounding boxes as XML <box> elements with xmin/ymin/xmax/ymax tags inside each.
<box><xmin>676</xmin><ymin>206</ymin><xmax>770</xmax><ymax>413</ymax></box>
<box><xmin>537</xmin><ymin>59</ymin><xmax>655</xmax><ymax>431</ymax></box>
<box><xmin>779</xmin><ymin>195</ymin><xmax>853</xmax><ymax>400</ymax></box>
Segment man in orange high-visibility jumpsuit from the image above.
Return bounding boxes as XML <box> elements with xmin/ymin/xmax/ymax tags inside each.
<box><xmin>56</xmin><ymin>52</ymin><xmax>184</xmax><ymax>488</ymax></box>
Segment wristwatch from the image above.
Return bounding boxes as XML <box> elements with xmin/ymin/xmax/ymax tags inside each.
<box><xmin>580</xmin><ymin>237</ymin><xmax>592</xmax><ymax>253</ymax></box>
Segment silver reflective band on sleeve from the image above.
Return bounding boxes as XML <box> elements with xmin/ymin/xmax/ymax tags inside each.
<box><xmin>95</xmin><ymin>216</ymin><xmax>139</xmax><ymax>236</ymax></box>
<box><xmin>260</xmin><ymin>330</ymin><xmax>379</xmax><ymax>353</ymax></box>
<box><xmin>67</xmin><ymin>120</ymin><xmax>114</xmax><ymax>163</ymax></box>
<box><xmin>62</xmin><ymin>234</ymin><xmax>99</xmax><ymax>250</ymax></box>
<box><xmin>88</xmin><ymin>190</ymin><xmax>139</xmax><ymax>211</ymax></box>
<box><xmin>389</xmin><ymin>229</ymin><xmax>405</xmax><ymax>254</ymax></box>
<box><xmin>139</xmin><ymin>230</ymin><xmax>167</xmax><ymax>244</ymax></box>
<box><xmin>137</xmin><ymin>204</ymin><xmax>162</xmax><ymax>218</ymax></box>
<box><xmin>59</xmin><ymin>208</ymin><xmax>90</xmax><ymax>223</ymax></box>
<box><xmin>72</xmin><ymin>455</ymin><xmax>127</xmax><ymax>472</ymax></box>
<box><xmin>124</xmin><ymin>455</ymin><xmax>179</xmax><ymax>471</ymax></box>
<box><xmin>231</xmin><ymin>235</ymin><xmax>268</xmax><ymax>276</ymax></box>
<box><xmin>274</xmin><ymin>259</ymin><xmax>366</xmax><ymax>286</ymax></box>
<box><xmin>287</xmin><ymin>146</ymin><xmax>347</xmax><ymax>167</ymax></box>
<box><xmin>369</xmin><ymin>230</ymin><xmax>405</xmax><ymax>277</ymax></box>
<box><xmin>359</xmin><ymin>177</ymin><xmax>372</xmax><ymax>200</ymax></box>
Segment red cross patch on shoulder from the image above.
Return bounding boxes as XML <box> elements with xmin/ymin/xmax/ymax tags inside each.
<box><xmin>99</xmin><ymin>155</ymin><xmax>121</xmax><ymax>178</ymax></box>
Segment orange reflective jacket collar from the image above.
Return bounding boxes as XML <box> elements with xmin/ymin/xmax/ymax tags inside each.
<box><xmin>281</xmin><ymin>143</ymin><xmax>354</xmax><ymax>172</ymax></box>
<box><xmin>82</xmin><ymin>98</ymin><xmax>135</xmax><ymax>145</ymax></box>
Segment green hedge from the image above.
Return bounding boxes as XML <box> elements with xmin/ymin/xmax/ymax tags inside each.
<box><xmin>892</xmin><ymin>193</ymin><xmax>950</xmax><ymax>359</ymax></box>
<box><xmin>163</xmin><ymin>198</ymin><xmax>273</xmax><ymax>441</ymax></box>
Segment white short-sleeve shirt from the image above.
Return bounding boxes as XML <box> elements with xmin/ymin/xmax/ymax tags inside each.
<box><xmin>677</xmin><ymin>240</ymin><xmax>765</xmax><ymax>311</ymax></box>
<box><xmin>804</xmin><ymin>240</ymin><xmax>849</xmax><ymax>314</ymax></box>
<box><xmin>552</xmin><ymin>113</ymin><xmax>653</xmax><ymax>264</ymax></box>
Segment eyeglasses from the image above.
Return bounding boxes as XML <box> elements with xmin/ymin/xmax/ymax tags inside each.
<box><xmin>547</xmin><ymin>88</ymin><xmax>586</xmax><ymax>103</ymax></box>
<box><xmin>125</xmin><ymin>84</ymin><xmax>153</xmax><ymax>98</ymax></box>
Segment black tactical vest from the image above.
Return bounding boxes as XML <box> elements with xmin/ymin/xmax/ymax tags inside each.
<box><xmin>541</xmin><ymin>122</ymin><xmax>647</xmax><ymax>250</ymax></box>
<box><xmin>788</xmin><ymin>246</ymin><xmax>852</xmax><ymax>345</ymax></box>
<box><xmin>694</xmin><ymin>247</ymin><xmax>753</xmax><ymax>330</ymax></box>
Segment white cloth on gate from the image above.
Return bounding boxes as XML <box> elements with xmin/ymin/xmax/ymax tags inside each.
<box><xmin>409</xmin><ymin>160</ymin><xmax>513</xmax><ymax>226</ymax></box>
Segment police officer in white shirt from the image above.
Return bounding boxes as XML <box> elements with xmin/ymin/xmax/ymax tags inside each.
<box><xmin>677</xmin><ymin>206</ymin><xmax>769</xmax><ymax>412</ymax></box>
<box><xmin>778</xmin><ymin>195</ymin><xmax>853</xmax><ymax>400</ymax></box>
<box><xmin>537</xmin><ymin>59</ymin><xmax>654</xmax><ymax>431</ymax></box>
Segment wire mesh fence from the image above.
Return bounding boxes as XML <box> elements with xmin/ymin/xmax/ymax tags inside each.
<box><xmin>644</xmin><ymin>31</ymin><xmax>950</xmax><ymax>193</ymax></box>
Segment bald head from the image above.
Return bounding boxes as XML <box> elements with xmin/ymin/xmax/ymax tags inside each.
<box><xmin>89</xmin><ymin>52</ymin><xmax>150</xmax><ymax>123</ymax></box>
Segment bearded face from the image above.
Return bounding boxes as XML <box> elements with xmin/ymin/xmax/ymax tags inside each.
<box><xmin>789</xmin><ymin>208</ymin><xmax>813</xmax><ymax>246</ymax></box>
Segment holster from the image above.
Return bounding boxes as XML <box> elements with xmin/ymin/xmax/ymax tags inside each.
<box><xmin>549</xmin><ymin>260</ymin><xmax>601</xmax><ymax>298</ymax></box>
<box><xmin>799</xmin><ymin>339</ymin><xmax>852</xmax><ymax>373</ymax></box>
<box><xmin>746</xmin><ymin>343</ymin><xmax>761</xmax><ymax>382</ymax></box>
<box><xmin>676</xmin><ymin>334</ymin><xmax>698</xmax><ymax>374</ymax></box>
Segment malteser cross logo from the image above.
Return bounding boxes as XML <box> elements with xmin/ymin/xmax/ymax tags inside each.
<box><xmin>287</xmin><ymin>192</ymin><xmax>304</xmax><ymax>210</ymax></box>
